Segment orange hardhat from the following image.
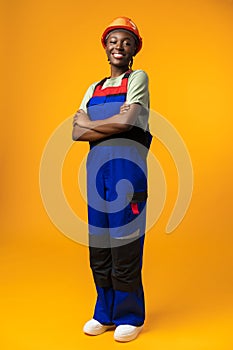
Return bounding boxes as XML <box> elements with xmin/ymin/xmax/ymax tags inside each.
<box><xmin>101</xmin><ymin>17</ymin><xmax>143</xmax><ymax>54</ymax></box>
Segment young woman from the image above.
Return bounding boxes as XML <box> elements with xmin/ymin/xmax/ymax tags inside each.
<box><xmin>72</xmin><ymin>17</ymin><xmax>152</xmax><ymax>342</ymax></box>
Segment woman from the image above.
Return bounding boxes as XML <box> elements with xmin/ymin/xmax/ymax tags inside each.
<box><xmin>72</xmin><ymin>17</ymin><xmax>152</xmax><ymax>342</ymax></box>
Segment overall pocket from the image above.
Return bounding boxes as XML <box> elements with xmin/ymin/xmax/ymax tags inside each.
<box><xmin>127</xmin><ymin>191</ymin><xmax>148</xmax><ymax>222</ymax></box>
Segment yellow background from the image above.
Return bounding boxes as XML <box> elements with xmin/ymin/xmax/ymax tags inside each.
<box><xmin>1</xmin><ymin>0</ymin><xmax>233</xmax><ymax>349</ymax></box>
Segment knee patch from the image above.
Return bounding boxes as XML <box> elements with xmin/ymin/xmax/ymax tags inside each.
<box><xmin>89</xmin><ymin>241</ymin><xmax>112</xmax><ymax>288</ymax></box>
<box><xmin>111</xmin><ymin>236</ymin><xmax>144</xmax><ymax>292</ymax></box>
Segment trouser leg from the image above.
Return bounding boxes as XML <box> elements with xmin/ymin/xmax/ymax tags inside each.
<box><xmin>93</xmin><ymin>286</ymin><xmax>114</xmax><ymax>325</ymax></box>
<box><xmin>89</xmin><ymin>234</ymin><xmax>145</xmax><ymax>326</ymax></box>
<box><xmin>89</xmin><ymin>234</ymin><xmax>114</xmax><ymax>325</ymax></box>
<box><xmin>111</xmin><ymin>235</ymin><xmax>145</xmax><ymax>326</ymax></box>
<box><xmin>112</xmin><ymin>286</ymin><xmax>145</xmax><ymax>326</ymax></box>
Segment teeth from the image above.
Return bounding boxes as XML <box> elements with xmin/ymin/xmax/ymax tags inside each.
<box><xmin>113</xmin><ymin>53</ymin><xmax>123</xmax><ymax>58</ymax></box>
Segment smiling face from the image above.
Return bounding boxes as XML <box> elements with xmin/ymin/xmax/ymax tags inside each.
<box><xmin>105</xmin><ymin>30</ymin><xmax>137</xmax><ymax>69</ymax></box>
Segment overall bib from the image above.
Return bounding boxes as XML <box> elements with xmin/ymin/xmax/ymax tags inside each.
<box><xmin>86</xmin><ymin>71</ymin><xmax>152</xmax><ymax>326</ymax></box>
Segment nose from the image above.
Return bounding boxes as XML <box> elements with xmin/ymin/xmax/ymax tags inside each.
<box><xmin>115</xmin><ymin>40</ymin><xmax>124</xmax><ymax>50</ymax></box>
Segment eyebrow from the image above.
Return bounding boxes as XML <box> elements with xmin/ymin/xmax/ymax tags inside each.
<box><xmin>109</xmin><ymin>36</ymin><xmax>133</xmax><ymax>41</ymax></box>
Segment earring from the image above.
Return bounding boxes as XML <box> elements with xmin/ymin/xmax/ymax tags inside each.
<box><xmin>128</xmin><ymin>57</ymin><xmax>134</xmax><ymax>69</ymax></box>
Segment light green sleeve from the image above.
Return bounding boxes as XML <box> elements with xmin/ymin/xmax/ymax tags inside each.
<box><xmin>127</xmin><ymin>70</ymin><xmax>150</xmax><ymax>131</ymax></box>
<box><xmin>79</xmin><ymin>83</ymin><xmax>96</xmax><ymax>113</ymax></box>
<box><xmin>126</xmin><ymin>70</ymin><xmax>149</xmax><ymax>110</ymax></box>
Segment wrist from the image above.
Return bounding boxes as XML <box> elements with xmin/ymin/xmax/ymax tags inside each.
<box><xmin>88</xmin><ymin>119</ymin><xmax>98</xmax><ymax>129</ymax></box>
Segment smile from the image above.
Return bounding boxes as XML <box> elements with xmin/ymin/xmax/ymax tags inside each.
<box><xmin>112</xmin><ymin>53</ymin><xmax>124</xmax><ymax>59</ymax></box>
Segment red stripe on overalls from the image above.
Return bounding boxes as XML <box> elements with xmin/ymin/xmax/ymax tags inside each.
<box><xmin>92</xmin><ymin>70</ymin><xmax>132</xmax><ymax>97</ymax></box>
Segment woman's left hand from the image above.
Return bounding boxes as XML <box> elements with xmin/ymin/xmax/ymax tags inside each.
<box><xmin>120</xmin><ymin>102</ymin><xmax>130</xmax><ymax>114</ymax></box>
<box><xmin>73</xmin><ymin>109</ymin><xmax>90</xmax><ymax>128</ymax></box>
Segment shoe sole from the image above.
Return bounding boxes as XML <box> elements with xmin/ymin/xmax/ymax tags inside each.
<box><xmin>84</xmin><ymin>325</ymin><xmax>115</xmax><ymax>336</ymax></box>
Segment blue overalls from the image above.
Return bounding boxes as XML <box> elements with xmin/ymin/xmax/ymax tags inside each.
<box><xmin>86</xmin><ymin>71</ymin><xmax>152</xmax><ymax>326</ymax></box>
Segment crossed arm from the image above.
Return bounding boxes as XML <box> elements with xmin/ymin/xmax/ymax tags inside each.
<box><xmin>72</xmin><ymin>102</ymin><xmax>142</xmax><ymax>142</ymax></box>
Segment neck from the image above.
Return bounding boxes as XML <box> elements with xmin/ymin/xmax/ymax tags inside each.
<box><xmin>110</xmin><ymin>65</ymin><xmax>130</xmax><ymax>78</ymax></box>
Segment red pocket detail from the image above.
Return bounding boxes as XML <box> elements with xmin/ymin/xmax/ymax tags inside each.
<box><xmin>131</xmin><ymin>203</ymin><xmax>140</xmax><ymax>215</ymax></box>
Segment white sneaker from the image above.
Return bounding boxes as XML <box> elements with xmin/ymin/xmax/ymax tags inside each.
<box><xmin>114</xmin><ymin>324</ymin><xmax>143</xmax><ymax>342</ymax></box>
<box><xmin>83</xmin><ymin>319</ymin><xmax>115</xmax><ymax>336</ymax></box>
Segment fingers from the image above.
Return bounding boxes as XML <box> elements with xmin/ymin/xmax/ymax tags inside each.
<box><xmin>120</xmin><ymin>102</ymin><xmax>130</xmax><ymax>114</ymax></box>
<box><xmin>77</xmin><ymin>109</ymin><xmax>85</xmax><ymax>115</ymax></box>
<box><xmin>73</xmin><ymin>112</ymin><xmax>79</xmax><ymax>126</ymax></box>
<box><xmin>72</xmin><ymin>109</ymin><xmax>89</xmax><ymax>127</ymax></box>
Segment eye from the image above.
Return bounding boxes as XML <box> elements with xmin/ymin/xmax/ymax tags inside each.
<box><xmin>109</xmin><ymin>40</ymin><xmax>117</xmax><ymax>44</ymax></box>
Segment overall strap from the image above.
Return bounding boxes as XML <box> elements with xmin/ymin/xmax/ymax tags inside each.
<box><xmin>92</xmin><ymin>70</ymin><xmax>132</xmax><ymax>97</ymax></box>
